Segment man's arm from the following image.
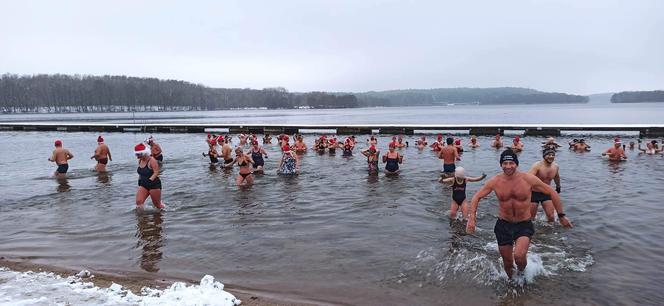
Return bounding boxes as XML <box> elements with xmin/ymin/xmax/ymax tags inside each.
<box><xmin>529</xmin><ymin>174</ymin><xmax>572</xmax><ymax>227</ymax></box>
<box><xmin>66</xmin><ymin>150</ymin><xmax>74</xmax><ymax>160</ymax></box>
<box><xmin>527</xmin><ymin>162</ymin><xmax>539</xmax><ymax>176</ymax></box>
<box><xmin>466</xmin><ymin>179</ymin><xmax>495</xmax><ymax>234</ymax></box>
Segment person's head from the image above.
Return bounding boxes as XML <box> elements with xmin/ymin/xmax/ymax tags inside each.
<box><xmin>147</xmin><ymin>136</ymin><xmax>154</xmax><ymax>145</ymax></box>
<box><xmin>454</xmin><ymin>139</ymin><xmax>461</xmax><ymax>146</ymax></box>
<box><xmin>455</xmin><ymin>167</ymin><xmax>465</xmax><ymax>179</ymax></box>
<box><xmin>421</xmin><ymin>136</ymin><xmax>426</xmax><ymax>140</ymax></box>
<box><xmin>614</xmin><ymin>141</ymin><xmax>621</xmax><ymax>148</ymax></box>
<box><xmin>446</xmin><ymin>137</ymin><xmax>454</xmax><ymax>145</ymax></box>
<box><xmin>398</xmin><ymin>137</ymin><xmax>403</xmax><ymax>143</ymax></box>
<box><xmin>389</xmin><ymin>143</ymin><xmax>396</xmax><ymax>151</ymax></box>
<box><xmin>54</xmin><ymin>140</ymin><xmax>62</xmax><ymax>147</ymax></box>
<box><xmin>437</xmin><ymin>134</ymin><xmax>443</xmax><ymax>141</ymax></box>
<box><xmin>647</xmin><ymin>142</ymin><xmax>654</xmax><ymax>149</ymax></box>
<box><xmin>542</xmin><ymin>148</ymin><xmax>556</xmax><ymax>164</ymax></box>
<box><xmin>495</xmin><ymin>134</ymin><xmax>501</xmax><ymax>140</ymax></box>
<box><xmin>499</xmin><ymin>149</ymin><xmax>519</xmax><ymax>176</ymax></box>
<box><xmin>392</xmin><ymin>136</ymin><xmax>397</xmax><ymax>141</ymax></box>
<box><xmin>470</xmin><ymin>135</ymin><xmax>477</xmax><ymax>143</ymax></box>
<box><xmin>513</xmin><ymin>136</ymin><xmax>520</xmax><ymax>144</ymax></box>
<box><xmin>252</xmin><ymin>140</ymin><xmax>259</xmax><ymax>147</ymax></box>
<box><xmin>546</xmin><ymin>137</ymin><xmax>555</xmax><ymax>144</ymax></box>
<box><xmin>235</xmin><ymin>147</ymin><xmax>243</xmax><ymax>156</ymax></box>
<box><xmin>134</xmin><ymin>143</ymin><xmax>150</xmax><ymax>159</ymax></box>
<box><xmin>629</xmin><ymin>141</ymin><xmax>635</xmax><ymax>148</ymax></box>
<box><xmin>97</xmin><ymin>136</ymin><xmax>104</xmax><ymax>144</ymax></box>
<box><xmin>572</xmin><ymin>138</ymin><xmax>579</xmax><ymax>143</ymax></box>
<box><xmin>217</xmin><ymin>136</ymin><xmax>224</xmax><ymax>144</ymax></box>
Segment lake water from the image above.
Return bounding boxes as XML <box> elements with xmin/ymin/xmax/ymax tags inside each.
<box><xmin>0</xmin><ymin>104</ymin><xmax>663</xmax><ymax>305</ymax></box>
<box><xmin>1</xmin><ymin>102</ymin><xmax>664</xmax><ymax>125</ymax></box>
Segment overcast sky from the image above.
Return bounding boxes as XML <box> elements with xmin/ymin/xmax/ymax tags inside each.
<box><xmin>1</xmin><ymin>0</ymin><xmax>662</xmax><ymax>94</ymax></box>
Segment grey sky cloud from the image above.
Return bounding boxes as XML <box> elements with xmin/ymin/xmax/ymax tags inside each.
<box><xmin>1</xmin><ymin>0</ymin><xmax>662</xmax><ymax>94</ymax></box>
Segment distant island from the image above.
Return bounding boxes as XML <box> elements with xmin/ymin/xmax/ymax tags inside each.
<box><xmin>610</xmin><ymin>90</ymin><xmax>664</xmax><ymax>103</ymax></box>
<box><xmin>0</xmin><ymin>73</ymin><xmax>589</xmax><ymax>113</ymax></box>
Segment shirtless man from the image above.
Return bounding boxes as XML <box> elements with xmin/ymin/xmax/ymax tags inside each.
<box><xmin>490</xmin><ymin>134</ymin><xmax>503</xmax><ymax>149</ymax></box>
<box><xmin>48</xmin><ymin>140</ymin><xmax>74</xmax><ymax>177</ymax></box>
<box><xmin>528</xmin><ymin>148</ymin><xmax>561</xmax><ymax>222</ymax></box>
<box><xmin>147</xmin><ymin>137</ymin><xmax>163</xmax><ymax>163</ymax></box>
<box><xmin>511</xmin><ymin>136</ymin><xmax>524</xmax><ymax>153</ymax></box>
<box><xmin>90</xmin><ymin>136</ymin><xmax>112</xmax><ymax>172</ymax></box>
<box><xmin>416</xmin><ymin>136</ymin><xmax>428</xmax><ymax>150</ymax></box>
<box><xmin>573</xmin><ymin>139</ymin><xmax>591</xmax><ymax>152</ymax></box>
<box><xmin>468</xmin><ymin>135</ymin><xmax>480</xmax><ymax>149</ymax></box>
<box><xmin>466</xmin><ymin>149</ymin><xmax>572</xmax><ymax>279</ymax></box>
<box><xmin>542</xmin><ymin>137</ymin><xmax>561</xmax><ymax>151</ymax></box>
<box><xmin>220</xmin><ymin>137</ymin><xmax>234</xmax><ymax>168</ymax></box>
<box><xmin>439</xmin><ymin>137</ymin><xmax>460</xmax><ymax>177</ymax></box>
<box><xmin>602</xmin><ymin>140</ymin><xmax>627</xmax><ymax>161</ymax></box>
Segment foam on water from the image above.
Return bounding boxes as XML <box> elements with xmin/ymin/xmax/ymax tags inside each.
<box><xmin>399</xmin><ymin>238</ymin><xmax>594</xmax><ymax>290</ymax></box>
<box><xmin>0</xmin><ymin>267</ymin><xmax>241</xmax><ymax>306</ymax></box>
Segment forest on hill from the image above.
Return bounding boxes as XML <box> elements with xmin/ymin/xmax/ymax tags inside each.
<box><xmin>0</xmin><ymin>74</ymin><xmax>589</xmax><ymax>113</ymax></box>
<box><xmin>611</xmin><ymin>90</ymin><xmax>664</xmax><ymax>103</ymax></box>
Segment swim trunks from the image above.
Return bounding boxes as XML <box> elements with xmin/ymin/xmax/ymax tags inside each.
<box><xmin>56</xmin><ymin>163</ymin><xmax>69</xmax><ymax>174</ymax></box>
<box><xmin>97</xmin><ymin>158</ymin><xmax>108</xmax><ymax>165</ymax></box>
<box><xmin>443</xmin><ymin>163</ymin><xmax>456</xmax><ymax>173</ymax></box>
<box><xmin>494</xmin><ymin>219</ymin><xmax>535</xmax><ymax>246</ymax></box>
<box><xmin>531</xmin><ymin>191</ymin><xmax>552</xmax><ymax>204</ymax></box>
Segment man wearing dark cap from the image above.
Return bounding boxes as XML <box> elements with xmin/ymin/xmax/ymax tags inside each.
<box><xmin>466</xmin><ymin>149</ymin><xmax>572</xmax><ymax>279</ymax></box>
<box><xmin>528</xmin><ymin>148</ymin><xmax>560</xmax><ymax>222</ymax></box>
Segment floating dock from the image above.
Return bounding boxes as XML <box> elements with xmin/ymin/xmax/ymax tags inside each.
<box><xmin>1</xmin><ymin>123</ymin><xmax>663</xmax><ymax>137</ymax></box>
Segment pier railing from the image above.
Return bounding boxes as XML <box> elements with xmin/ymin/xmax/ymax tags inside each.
<box><xmin>1</xmin><ymin>123</ymin><xmax>663</xmax><ymax>137</ymax></box>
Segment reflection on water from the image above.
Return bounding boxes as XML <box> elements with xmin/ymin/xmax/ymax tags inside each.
<box><xmin>96</xmin><ymin>172</ymin><xmax>112</xmax><ymax>186</ymax></box>
<box><xmin>56</xmin><ymin>177</ymin><xmax>71</xmax><ymax>193</ymax></box>
<box><xmin>135</xmin><ymin>211</ymin><xmax>164</xmax><ymax>273</ymax></box>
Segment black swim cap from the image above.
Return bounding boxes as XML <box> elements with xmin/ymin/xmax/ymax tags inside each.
<box><xmin>499</xmin><ymin>149</ymin><xmax>519</xmax><ymax>166</ymax></box>
<box><xmin>446</xmin><ymin>137</ymin><xmax>454</xmax><ymax>145</ymax></box>
<box><xmin>543</xmin><ymin>148</ymin><xmax>556</xmax><ymax>158</ymax></box>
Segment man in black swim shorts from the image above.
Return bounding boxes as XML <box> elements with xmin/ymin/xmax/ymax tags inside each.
<box><xmin>466</xmin><ymin>149</ymin><xmax>572</xmax><ymax>279</ymax></box>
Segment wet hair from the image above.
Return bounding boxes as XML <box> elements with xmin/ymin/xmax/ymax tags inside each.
<box><xmin>446</xmin><ymin>137</ymin><xmax>454</xmax><ymax>145</ymax></box>
<box><xmin>499</xmin><ymin>148</ymin><xmax>519</xmax><ymax>166</ymax></box>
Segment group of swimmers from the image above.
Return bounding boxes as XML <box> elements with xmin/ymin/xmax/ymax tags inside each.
<box><xmin>48</xmin><ymin>132</ymin><xmax>662</xmax><ymax>281</ymax></box>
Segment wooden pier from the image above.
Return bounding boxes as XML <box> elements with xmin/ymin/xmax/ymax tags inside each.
<box><xmin>1</xmin><ymin>123</ymin><xmax>663</xmax><ymax>137</ymax></box>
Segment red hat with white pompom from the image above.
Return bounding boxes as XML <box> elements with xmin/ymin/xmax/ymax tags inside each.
<box><xmin>134</xmin><ymin>143</ymin><xmax>151</xmax><ymax>156</ymax></box>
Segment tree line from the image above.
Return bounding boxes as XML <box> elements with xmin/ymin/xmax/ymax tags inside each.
<box><xmin>0</xmin><ymin>74</ymin><xmax>358</xmax><ymax>113</ymax></box>
<box><xmin>355</xmin><ymin>87</ymin><xmax>588</xmax><ymax>106</ymax></box>
<box><xmin>611</xmin><ymin>90</ymin><xmax>664</xmax><ymax>103</ymax></box>
<box><xmin>0</xmin><ymin>74</ymin><xmax>590</xmax><ymax>113</ymax></box>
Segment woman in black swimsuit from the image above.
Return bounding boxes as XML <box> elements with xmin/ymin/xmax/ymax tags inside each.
<box><xmin>134</xmin><ymin>143</ymin><xmax>165</xmax><ymax>209</ymax></box>
<box><xmin>440</xmin><ymin>167</ymin><xmax>486</xmax><ymax>220</ymax></box>
<box><xmin>230</xmin><ymin>147</ymin><xmax>254</xmax><ymax>186</ymax></box>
